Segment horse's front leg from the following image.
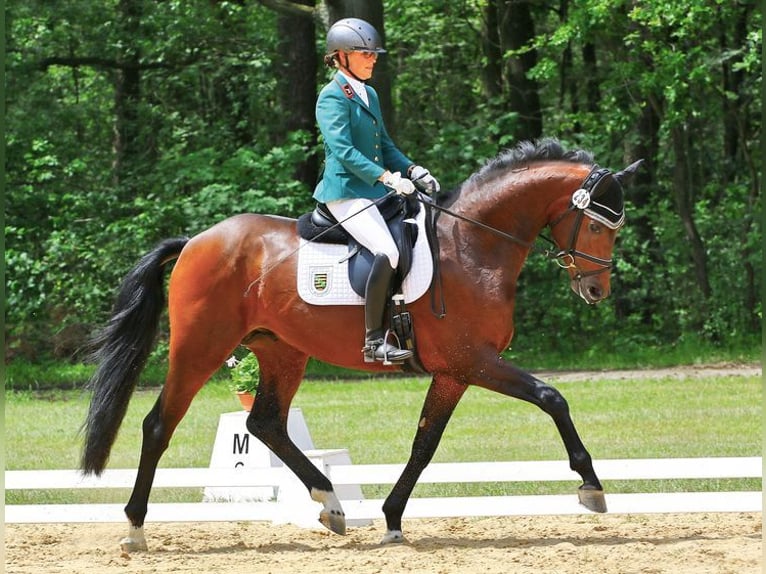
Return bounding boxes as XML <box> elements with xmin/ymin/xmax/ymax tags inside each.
<box><xmin>476</xmin><ymin>354</ymin><xmax>606</xmax><ymax>513</ymax></box>
<box><xmin>381</xmin><ymin>373</ymin><xmax>467</xmax><ymax>544</ymax></box>
<box><xmin>245</xmin><ymin>341</ymin><xmax>347</xmax><ymax>535</ymax></box>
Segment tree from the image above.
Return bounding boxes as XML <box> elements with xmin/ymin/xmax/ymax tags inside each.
<box><xmin>498</xmin><ymin>0</ymin><xmax>542</xmax><ymax>141</ymax></box>
<box><xmin>619</xmin><ymin>0</ymin><xmax>760</xmax><ymax>335</ymax></box>
<box><xmin>5</xmin><ymin>0</ymin><xmax>761</xmax><ymax>361</ymax></box>
<box><xmin>479</xmin><ymin>0</ymin><xmax>543</xmax><ymax>142</ymax></box>
<box><xmin>274</xmin><ymin>0</ymin><xmax>320</xmax><ymax>190</ymax></box>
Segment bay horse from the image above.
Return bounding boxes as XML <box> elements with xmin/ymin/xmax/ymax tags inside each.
<box><xmin>81</xmin><ymin>138</ymin><xmax>641</xmax><ymax>550</ymax></box>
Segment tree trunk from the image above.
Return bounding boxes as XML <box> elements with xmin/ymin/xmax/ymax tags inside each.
<box><xmin>671</xmin><ymin>125</ymin><xmax>711</xmax><ymax>301</ymax></box>
<box><xmin>112</xmin><ymin>0</ymin><xmax>144</xmax><ymax>193</ymax></box>
<box><xmin>612</xmin><ymin>96</ymin><xmax>661</xmax><ymax>325</ymax></box>
<box><xmin>276</xmin><ymin>1</ymin><xmax>319</xmax><ymax>189</ymax></box>
<box><xmin>718</xmin><ymin>5</ymin><xmax>750</xmax><ymax>187</ymax></box>
<box><xmin>557</xmin><ymin>0</ymin><xmax>574</xmax><ymax>116</ymax></box>
<box><xmin>480</xmin><ymin>2</ymin><xmax>502</xmax><ymax>100</ymax></box>
<box><xmin>721</xmin><ymin>5</ymin><xmax>758</xmax><ymax>330</ymax></box>
<box><xmin>582</xmin><ymin>42</ymin><xmax>599</xmax><ymax>113</ymax></box>
<box><xmin>498</xmin><ymin>0</ymin><xmax>542</xmax><ymax>142</ymax></box>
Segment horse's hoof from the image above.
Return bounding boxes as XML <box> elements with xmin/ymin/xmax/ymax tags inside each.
<box><xmin>318</xmin><ymin>509</ymin><xmax>347</xmax><ymax>535</ymax></box>
<box><xmin>380</xmin><ymin>529</ymin><xmax>405</xmax><ymax>544</ymax></box>
<box><xmin>119</xmin><ymin>536</ymin><xmax>148</xmax><ymax>553</ymax></box>
<box><xmin>119</xmin><ymin>525</ymin><xmax>148</xmax><ymax>552</ymax></box>
<box><xmin>578</xmin><ymin>485</ymin><xmax>607</xmax><ymax>513</ymax></box>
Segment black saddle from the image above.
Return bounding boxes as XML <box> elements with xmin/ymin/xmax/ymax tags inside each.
<box><xmin>296</xmin><ymin>194</ymin><xmax>420</xmax><ymax>297</ymax></box>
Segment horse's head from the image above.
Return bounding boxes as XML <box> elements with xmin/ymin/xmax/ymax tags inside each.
<box><xmin>548</xmin><ymin>160</ymin><xmax>643</xmax><ymax>304</ymax></box>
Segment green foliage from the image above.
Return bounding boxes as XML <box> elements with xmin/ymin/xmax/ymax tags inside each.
<box><xmin>4</xmin><ymin>359</ymin><xmax>172</xmax><ymax>391</ymax></box>
<box><xmin>4</xmin><ymin>0</ymin><xmax>760</xmax><ymax>363</ymax></box>
<box><xmin>227</xmin><ymin>353</ymin><xmax>260</xmax><ymax>394</ymax></box>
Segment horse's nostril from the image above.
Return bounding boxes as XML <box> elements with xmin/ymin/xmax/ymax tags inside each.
<box><xmin>588</xmin><ymin>285</ymin><xmax>603</xmax><ymax>300</ymax></box>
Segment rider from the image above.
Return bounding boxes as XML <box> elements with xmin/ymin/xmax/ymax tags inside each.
<box><xmin>314</xmin><ymin>17</ymin><xmax>440</xmax><ymax>364</ymax></box>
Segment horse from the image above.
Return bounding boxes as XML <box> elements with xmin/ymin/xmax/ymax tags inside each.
<box><xmin>80</xmin><ymin>138</ymin><xmax>641</xmax><ymax>551</ymax></box>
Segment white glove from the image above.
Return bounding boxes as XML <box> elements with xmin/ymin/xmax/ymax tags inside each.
<box><xmin>409</xmin><ymin>165</ymin><xmax>440</xmax><ymax>194</ymax></box>
<box><xmin>382</xmin><ymin>171</ymin><xmax>415</xmax><ymax>196</ymax></box>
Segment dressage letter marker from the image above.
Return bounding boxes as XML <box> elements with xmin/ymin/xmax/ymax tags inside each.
<box><xmin>202</xmin><ymin>408</ymin><xmax>370</xmax><ymax>526</ymax></box>
<box><xmin>204</xmin><ymin>409</ymin><xmax>314</xmax><ymax>502</ymax></box>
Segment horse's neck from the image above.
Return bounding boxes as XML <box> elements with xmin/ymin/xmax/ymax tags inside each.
<box><xmin>435</xmin><ymin>163</ymin><xmax>588</xmax><ymax>303</ymax></box>
<box><xmin>452</xmin><ymin>166</ymin><xmax>580</xmax><ymax>243</ymax></box>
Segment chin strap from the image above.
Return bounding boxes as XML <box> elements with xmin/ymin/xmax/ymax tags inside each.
<box><xmin>337</xmin><ymin>53</ymin><xmax>366</xmax><ymax>82</ymax></box>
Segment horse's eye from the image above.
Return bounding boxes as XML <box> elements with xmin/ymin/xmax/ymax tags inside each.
<box><xmin>588</xmin><ymin>221</ymin><xmax>602</xmax><ymax>234</ymax></box>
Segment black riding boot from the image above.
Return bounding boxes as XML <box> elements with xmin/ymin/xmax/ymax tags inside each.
<box><xmin>363</xmin><ymin>254</ymin><xmax>413</xmax><ymax>364</ymax></box>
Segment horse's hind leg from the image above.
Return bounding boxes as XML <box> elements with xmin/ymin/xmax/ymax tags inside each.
<box><xmin>121</xmin><ymin>339</ymin><xmax>238</xmax><ymax>552</ymax></box>
<box><xmin>120</xmin><ymin>393</ymin><xmax>167</xmax><ymax>552</ymax></box>
<box><xmin>245</xmin><ymin>339</ymin><xmax>347</xmax><ymax>535</ymax></box>
<box><xmin>381</xmin><ymin>373</ymin><xmax>467</xmax><ymax>543</ymax></box>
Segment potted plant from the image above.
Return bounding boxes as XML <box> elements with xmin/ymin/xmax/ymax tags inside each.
<box><xmin>227</xmin><ymin>353</ymin><xmax>260</xmax><ymax>411</ymax></box>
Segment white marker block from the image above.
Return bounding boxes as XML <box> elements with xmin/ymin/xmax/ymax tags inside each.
<box><xmin>203</xmin><ymin>408</ymin><xmax>314</xmax><ymax>502</ymax></box>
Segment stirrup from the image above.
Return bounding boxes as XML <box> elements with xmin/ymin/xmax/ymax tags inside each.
<box><xmin>363</xmin><ymin>330</ymin><xmax>413</xmax><ymax>365</ymax></box>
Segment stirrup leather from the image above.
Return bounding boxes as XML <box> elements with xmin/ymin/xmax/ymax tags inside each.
<box><xmin>363</xmin><ymin>330</ymin><xmax>413</xmax><ymax>365</ymax></box>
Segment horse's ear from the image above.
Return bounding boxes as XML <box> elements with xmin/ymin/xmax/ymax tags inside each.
<box><xmin>614</xmin><ymin>159</ymin><xmax>644</xmax><ymax>186</ymax></box>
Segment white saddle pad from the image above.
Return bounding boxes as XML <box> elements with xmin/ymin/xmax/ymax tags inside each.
<box><xmin>296</xmin><ymin>205</ymin><xmax>433</xmax><ymax>306</ymax></box>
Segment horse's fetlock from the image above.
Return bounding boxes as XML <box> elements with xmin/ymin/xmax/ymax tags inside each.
<box><xmin>570</xmin><ymin>450</ymin><xmax>593</xmax><ymax>471</ymax></box>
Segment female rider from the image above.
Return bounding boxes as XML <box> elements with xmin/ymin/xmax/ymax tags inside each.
<box><xmin>313</xmin><ymin>18</ymin><xmax>440</xmax><ymax>364</ymax></box>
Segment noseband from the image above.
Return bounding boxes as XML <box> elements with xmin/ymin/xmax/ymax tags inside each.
<box><xmin>547</xmin><ymin>166</ymin><xmax>623</xmax><ymax>280</ymax></box>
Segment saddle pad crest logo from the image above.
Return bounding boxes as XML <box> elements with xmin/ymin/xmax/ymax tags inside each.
<box><xmin>310</xmin><ymin>266</ymin><xmax>332</xmax><ymax>296</ymax></box>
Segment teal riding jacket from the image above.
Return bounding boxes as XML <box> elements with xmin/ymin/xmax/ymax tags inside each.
<box><xmin>313</xmin><ymin>73</ymin><xmax>413</xmax><ymax>203</ymax></box>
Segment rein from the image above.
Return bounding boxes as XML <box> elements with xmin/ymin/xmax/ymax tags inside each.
<box><xmin>418</xmin><ymin>165</ymin><xmax>619</xmax><ymax>315</ymax></box>
<box><xmin>417</xmin><ymin>195</ymin><xmax>561</xmax><ymax>261</ymax></box>
<box><xmin>419</xmin><ymin>165</ymin><xmax>616</xmax><ymax>269</ymax></box>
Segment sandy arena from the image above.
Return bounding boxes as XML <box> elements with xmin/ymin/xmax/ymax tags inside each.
<box><xmin>5</xmin><ymin>512</ymin><xmax>762</xmax><ymax>573</ymax></box>
<box><xmin>6</xmin><ymin>365</ymin><xmax>762</xmax><ymax>573</ymax></box>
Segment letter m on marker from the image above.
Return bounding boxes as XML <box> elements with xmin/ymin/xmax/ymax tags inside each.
<box><xmin>233</xmin><ymin>433</ymin><xmax>249</xmax><ymax>455</ymax></box>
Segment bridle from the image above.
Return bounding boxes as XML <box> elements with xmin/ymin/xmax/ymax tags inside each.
<box><xmin>421</xmin><ymin>164</ymin><xmax>623</xmax><ymax>277</ymax></box>
<box><xmin>416</xmin><ymin>165</ymin><xmax>624</xmax><ymax>316</ymax></box>
<box><xmin>544</xmin><ymin>166</ymin><xmax>622</xmax><ymax>280</ymax></box>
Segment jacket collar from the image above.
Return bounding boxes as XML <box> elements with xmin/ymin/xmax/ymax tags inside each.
<box><xmin>333</xmin><ymin>72</ymin><xmax>374</xmax><ymax>112</ymax></box>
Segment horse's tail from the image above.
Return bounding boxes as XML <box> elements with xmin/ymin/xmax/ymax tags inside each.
<box><xmin>80</xmin><ymin>237</ymin><xmax>189</xmax><ymax>476</ymax></box>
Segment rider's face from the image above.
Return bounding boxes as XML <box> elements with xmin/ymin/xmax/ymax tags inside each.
<box><xmin>344</xmin><ymin>50</ymin><xmax>378</xmax><ymax>80</ymax></box>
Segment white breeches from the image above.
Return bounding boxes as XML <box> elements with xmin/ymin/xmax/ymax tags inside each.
<box><xmin>326</xmin><ymin>197</ymin><xmax>399</xmax><ymax>269</ymax></box>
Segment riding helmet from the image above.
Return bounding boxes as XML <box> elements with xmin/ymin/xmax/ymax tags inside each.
<box><xmin>326</xmin><ymin>18</ymin><xmax>386</xmax><ymax>55</ymax></box>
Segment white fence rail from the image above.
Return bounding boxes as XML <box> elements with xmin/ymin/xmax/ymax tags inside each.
<box><xmin>5</xmin><ymin>457</ymin><xmax>761</xmax><ymax>525</ymax></box>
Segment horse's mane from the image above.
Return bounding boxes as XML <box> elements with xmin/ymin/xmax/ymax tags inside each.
<box><xmin>437</xmin><ymin>138</ymin><xmax>595</xmax><ymax>207</ymax></box>
<box><xmin>472</xmin><ymin>138</ymin><xmax>595</xmax><ymax>182</ymax></box>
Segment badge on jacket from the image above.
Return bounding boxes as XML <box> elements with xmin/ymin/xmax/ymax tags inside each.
<box><xmin>341</xmin><ymin>83</ymin><xmax>354</xmax><ymax>99</ymax></box>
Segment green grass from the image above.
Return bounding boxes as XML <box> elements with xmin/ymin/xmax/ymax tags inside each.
<box><xmin>5</xmin><ymin>373</ymin><xmax>761</xmax><ymax>505</ymax></box>
<box><xmin>506</xmin><ymin>333</ymin><xmax>761</xmax><ymax>372</ymax></box>
<box><xmin>5</xmin><ymin>335</ymin><xmax>760</xmax><ymax>390</ymax></box>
